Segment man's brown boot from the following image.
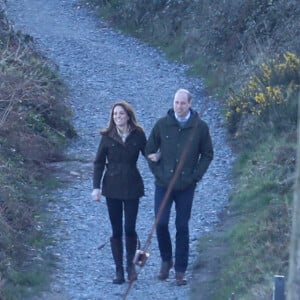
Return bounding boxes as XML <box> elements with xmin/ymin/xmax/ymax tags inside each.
<box><xmin>175</xmin><ymin>272</ymin><xmax>187</xmax><ymax>286</ymax></box>
<box><xmin>158</xmin><ymin>261</ymin><xmax>173</xmax><ymax>280</ymax></box>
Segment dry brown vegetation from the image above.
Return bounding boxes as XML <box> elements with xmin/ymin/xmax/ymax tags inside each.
<box><xmin>90</xmin><ymin>0</ymin><xmax>300</xmax><ymax>95</ymax></box>
<box><xmin>0</xmin><ymin>4</ymin><xmax>76</xmax><ymax>298</ymax></box>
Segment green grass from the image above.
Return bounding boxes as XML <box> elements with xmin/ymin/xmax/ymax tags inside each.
<box><xmin>0</xmin><ymin>152</ymin><xmax>62</xmax><ymax>299</ymax></box>
<box><xmin>2</xmin><ymin>269</ymin><xmax>48</xmax><ymax>300</ymax></box>
<box><xmin>193</xmin><ymin>133</ymin><xmax>294</xmax><ymax>299</ymax></box>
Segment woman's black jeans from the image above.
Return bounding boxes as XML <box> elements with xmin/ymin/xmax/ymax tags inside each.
<box><xmin>154</xmin><ymin>184</ymin><xmax>195</xmax><ymax>273</ymax></box>
<box><xmin>106</xmin><ymin>198</ymin><xmax>139</xmax><ymax>239</ymax></box>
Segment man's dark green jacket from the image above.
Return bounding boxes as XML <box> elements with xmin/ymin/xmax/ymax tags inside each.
<box><xmin>145</xmin><ymin>108</ymin><xmax>213</xmax><ymax>191</ymax></box>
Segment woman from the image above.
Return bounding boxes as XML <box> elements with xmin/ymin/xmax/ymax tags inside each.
<box><xmin>92</xmin><ymin>101</ymin><xmax>146</xmax><ymax>284</ymax></box>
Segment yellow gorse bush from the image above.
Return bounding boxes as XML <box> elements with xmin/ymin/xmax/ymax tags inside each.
<box><xmin>226</xmin><ymin>52</ymin><xmax>300</xmax><ymax>133</ymax></box>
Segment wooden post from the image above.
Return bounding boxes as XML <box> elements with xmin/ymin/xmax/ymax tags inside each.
<box><xmin>287</xmin><ymin>93</ymin><xmax>300</xmax><ymax>299</ymax></box>
<box><xmin>273</xmin><ymin>275</ymin><xmax>285</xmax><ymax>300</ymax></box>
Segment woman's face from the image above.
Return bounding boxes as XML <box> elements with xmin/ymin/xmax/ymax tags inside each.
<box><xmin>113</xmin><ymin>105</ymin><xmax>129</xmax><ymax>127</ymax></box>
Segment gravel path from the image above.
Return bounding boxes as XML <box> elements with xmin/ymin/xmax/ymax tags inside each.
<box><xmin>6</xmin><ymin>1</ymin><xmax>234</xmax><ymax>299</ymax></box>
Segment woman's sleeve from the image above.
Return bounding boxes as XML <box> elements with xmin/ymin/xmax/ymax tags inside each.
<box><xmin>93</xmin><ymin>137</ymin><xmax>107</xmax><ymax>189</ymax></box>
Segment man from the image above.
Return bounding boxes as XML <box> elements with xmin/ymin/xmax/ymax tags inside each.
<box><xmin>145</xmin><ymin>88</ymin><xmax>213</xmax><ymax>286</ymax></box>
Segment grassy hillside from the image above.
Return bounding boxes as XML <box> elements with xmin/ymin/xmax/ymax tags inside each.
<box><xmin>1</xmin><ymin>0</ymin><xmax>299</xmax><ymax>298</ymax></box>
<box><xmin>83</xmin><ymin>0</ymin><xmax>300</xmax><ymax>298</ymax></box>
<box><xmin>0</xmin><ymin>4</ymin><xmax>76</xmax><ymax>299</ymax></box>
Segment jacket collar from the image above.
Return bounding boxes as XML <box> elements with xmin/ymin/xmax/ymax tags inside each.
<box><xmin>106</xmin><ymin>127</ymin><xmax>135</xmax><ymax>144</ymax></box>
<box><xmin>166</xmin><ymin>109</ymin><xmax>199</xmax><ymax>127</ymax></box>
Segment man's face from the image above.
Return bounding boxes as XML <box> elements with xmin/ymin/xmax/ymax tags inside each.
<box><xmin>173</xmin><ymin>92</ymin><xmax>191</xmax><ymax>119</ymax></box>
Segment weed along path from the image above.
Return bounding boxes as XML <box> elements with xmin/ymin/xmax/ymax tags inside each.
<box><xmin>7</xmin><ymin>1</ymin><xmax>233</xmax><ymax>299</ymax></box>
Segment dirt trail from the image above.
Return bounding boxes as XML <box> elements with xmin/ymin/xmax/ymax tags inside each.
<box><xmin>6</xmin><ymin>1</ymin><xmax>233</xmax><ymax>299</ymax></box>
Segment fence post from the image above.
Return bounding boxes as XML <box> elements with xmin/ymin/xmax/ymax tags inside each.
<box><xmin>273</xmin><ymin>275</ymin><xmax>285</xmax><ymax>300</ymax></box>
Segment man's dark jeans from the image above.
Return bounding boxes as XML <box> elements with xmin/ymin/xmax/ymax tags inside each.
<box><xmin>154</xmin><ymin>184</ymin><xmax>195</xmax><ymax>273</ymax></box>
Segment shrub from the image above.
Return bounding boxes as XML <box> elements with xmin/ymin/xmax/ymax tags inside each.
<box><xmin>225</xmin><ymin>52</ymin><xmax>300</xmax><ymax>140</ymax></box>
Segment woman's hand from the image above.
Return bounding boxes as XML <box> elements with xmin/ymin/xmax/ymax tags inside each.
<box><xmin>91</xmin><ymin>189</ymin><xmax>101</xmax><ymax>201</ymax></box>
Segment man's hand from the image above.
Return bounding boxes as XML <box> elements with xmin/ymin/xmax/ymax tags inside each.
<box><xmin>91</xmin><ymin>189</ymin><xmax>101</xmax><ymax>201</ymax></box>
<box><xmin>148</xmin><ymin>152</ymin><xmax>161</xmax><ymax>162</ymax></box>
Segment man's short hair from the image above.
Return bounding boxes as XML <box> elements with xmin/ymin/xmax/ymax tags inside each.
<box><xmin>175</xmin><ymin>89</ymin><xmax>192</xmax><ymax>102</ymax></box>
